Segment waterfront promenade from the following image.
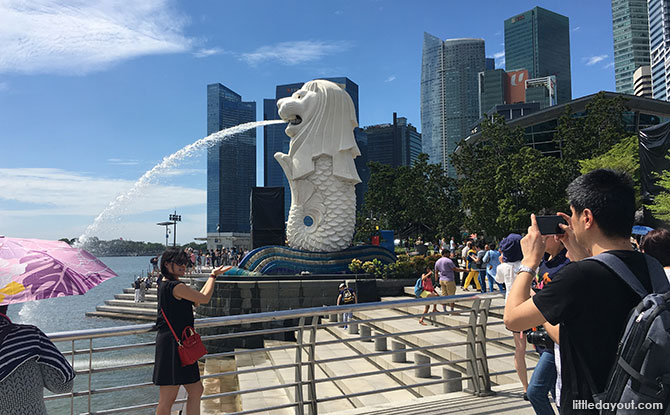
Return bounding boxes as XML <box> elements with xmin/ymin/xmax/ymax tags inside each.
<box><xmin>67</xmin><ymin>280</ymin><xmax>550</xmax><ymax>414</ymax></box>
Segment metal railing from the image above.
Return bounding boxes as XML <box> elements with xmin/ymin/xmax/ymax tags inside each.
<box><xmin>44</xmin><ymin>291</ymin><xmax>530</xmax><ymax>415</ymax></box>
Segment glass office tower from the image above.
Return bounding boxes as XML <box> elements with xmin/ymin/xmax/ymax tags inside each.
<box><xmin>206</xmin><ymin>83</ymin><xmax>256</xmax><ymax>234</ymax></box>
<box><xmin>504</xmin><ymin>6</ymin><xmax>572</xmax><ymax>104</ymax></box>
<box><xmin>612</xmin><ymin>0</ymin><xmax>650</xmax><ymax>94</ymax></box>
<box><xmin>421</xmin><ymin>33</ymin><xmax>485</xmax><ymax>176</ymax></box>
<box><xmin>649</xmin><ymin>0</ymin><xmax>670</xmax><ymax>100</ymax></box>
<box><xmin>363</xmin><ymin>113</ymin><xmax>422</xmax><ymax>167</ymax></box>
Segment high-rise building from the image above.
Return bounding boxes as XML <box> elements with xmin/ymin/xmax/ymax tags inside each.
<box><xmin>634</xmin><ymin>65</ymin><xmax>653</xmax><ymax>97</ymax></box>
<box><xmin>263</xmin><ymin>77</ymin><xmax>368</xmax><ymax>219</ymax></box>
<box><xmin>649</xmin><ymin>0</ymin><xmax>670</xmax><ymax>100</ymax></box>
<box><xmin>504</xmin><ymin>6</ymin><xmax>572</xmax><ymax>104</ymax></box>
<box><xmin>363</xmin><ymin>113</ymin><xmax>422</xmax><ymax>167</ymax></box>
<box><xmin>612</xmin><ymin>0</ymin><xmax>650</xmax><ymax>94</ymax></box>
<box><xmin>525</xmin><ymin>76</ymin><xmax>557</xmax><ymax>108</ymax></box>
<box><xmin>207</xmin><ymin>83</ymin><xmax>256</xmax><ymax>247</ymax></box>
<box><xmin>421</xmin><ymin>33</ymin><xmax>485</xmax><ymax>176</ymax></box>
<box><xmin>478</xmin><ymin>69</ymin><xmax>507</xmax><ymax>117</ymax></box>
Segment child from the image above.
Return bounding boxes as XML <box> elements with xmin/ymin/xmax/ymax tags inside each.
<box><xmin>337</xmin><ymin>282</ymin><xmax>357</xmax><ymax>328</ymax></box>
<box><xmin>418</xmin><ymin>267</ymin><xmax>439</xmax><ymax>325</ymax></box>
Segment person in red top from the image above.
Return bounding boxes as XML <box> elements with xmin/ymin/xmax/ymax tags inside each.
<box><xmin>418</xmin><ymin>267</ymin><xmax>439</xmax><ymax>325</ymax></box>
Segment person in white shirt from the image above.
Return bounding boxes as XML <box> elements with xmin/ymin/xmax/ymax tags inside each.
<box><xmin>495</xmin><ymin>233</ymin><xmax>530</xmax><ymax>399</ymax></box>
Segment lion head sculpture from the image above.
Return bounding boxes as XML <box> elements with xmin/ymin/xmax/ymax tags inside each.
<box><xmin>276</xmin><ymin>79</ymin><xmax>361</xmax><ymax>183</ymax></box>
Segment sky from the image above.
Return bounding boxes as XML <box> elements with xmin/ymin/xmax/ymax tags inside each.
<box><xmin>0</xmin><ymin>0</ymin><xmax>617</xmax><ymax>244</ymax></box>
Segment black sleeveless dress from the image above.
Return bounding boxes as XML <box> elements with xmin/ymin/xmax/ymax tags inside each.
<box><xmin>152</xmin><ymin>279</ymin><xmax>200</xmax><ymax>385</ymax></box>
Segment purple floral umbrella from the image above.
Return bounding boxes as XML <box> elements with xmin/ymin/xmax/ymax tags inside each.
<box><xmin>0</xmin><ymin>236</ymin><xmax>117</xmax><ymax>305</ymax></box>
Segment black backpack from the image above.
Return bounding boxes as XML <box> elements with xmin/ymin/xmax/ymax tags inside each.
<box><xmin>580</xmin><ymin>253</ymin><xmax>670</xmax><ymax>414</ymax></box>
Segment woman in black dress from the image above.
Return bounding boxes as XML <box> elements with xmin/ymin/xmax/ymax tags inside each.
<box><xmin>153</xmin><ymin>249</ymin><xmax>230</xmax><ymax>415</ymax></box>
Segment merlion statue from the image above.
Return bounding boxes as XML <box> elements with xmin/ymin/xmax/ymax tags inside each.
<box><xmin>275</xmin><ymin>79</ymin><xmax>361</xmax><ymax>252</ymax></box>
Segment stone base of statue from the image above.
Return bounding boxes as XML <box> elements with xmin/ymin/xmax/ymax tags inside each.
<box><xmin>237</xmin><ymin>245</ymin><xmax>396</xmax><ymax>275</ymax></box>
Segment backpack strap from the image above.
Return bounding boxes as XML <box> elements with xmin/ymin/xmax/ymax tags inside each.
<box><xmin>587</xmin><ymin>252</ymin><xmax>669</xmax><ymax>298</ymax></box>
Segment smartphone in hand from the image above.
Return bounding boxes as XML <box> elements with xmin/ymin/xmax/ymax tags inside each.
<box><xmin>535</xmin><ymin>215</ymin><xmax>568</xmax><ymax>235</ymax></box>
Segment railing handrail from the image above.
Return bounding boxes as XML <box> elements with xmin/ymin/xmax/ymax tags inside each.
<box><xmin>47</xmin><ymin>292</ymin><xmax>504</xmax><ymax>341</ymax></box>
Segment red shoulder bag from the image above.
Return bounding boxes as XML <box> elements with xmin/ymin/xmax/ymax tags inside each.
<box><xmin>160</xmin><ymin>308</ymin><xmax>207</xmax><ymax>367</ymax></box>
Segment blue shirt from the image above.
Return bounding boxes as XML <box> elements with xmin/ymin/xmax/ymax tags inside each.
<box><xmin>483</xmin><ymin>249</ymin><xmax>500</xmax><ymax>277</ymax></box>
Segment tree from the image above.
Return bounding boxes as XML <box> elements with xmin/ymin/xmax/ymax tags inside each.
<box><xmin>555</xmin><ymin>92</ymin><xmax>628</xmax><ymax>179</ymax></box>
<box><xmin>451</xmin><ymin>114</ymin><xmax>571</xmax><ymax>238</ymax></box>
<box><xmin>646</xmin><ymin>155</ymin><xmax>670</xmax><ymax>221</ymax></box>
<box><xmin>360</xmin><ymin>154</ymin><xmax>462</xmax><ymax>242</ymax></box>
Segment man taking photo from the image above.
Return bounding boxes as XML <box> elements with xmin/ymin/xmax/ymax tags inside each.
<box><xmin>503</xmin><ymin>169</ymin><xmax>667</xmax><ymax>413</ymax></box>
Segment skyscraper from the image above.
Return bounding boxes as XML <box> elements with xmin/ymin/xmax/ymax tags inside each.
<box><xmin>263</xmin><ymin>77</ymin><xmax>368</xmax><ymax>218</ymax></box>
<box><xmin>504</xmin><ymin>7</ymin><xmax>572</xmax><ymax>104</ymax></box>
<box><xmin>207</xmin><ymin>83</ymin><xmax>256</xmax><ymax>245</ymax></box>
<box><xmin>363</xmin><ymin>113</ymin><xmax>422</xmax><ymax>167</ymax></box>
<box><xmin>649</xmin><ymin>0</ymin><xmax>670</xmax><ymax>100</ymax></box>
<box><xmin>612</xmin><ymin>0</ymin><xmax>650</xmax><ymax>94</ymax></box>
<box><xmin>421</xmin><ymin>33</ymin><xmax>485</xmax><ymax>176</ymax></box>
<box><xmin>634</xmin><ymin>65</ymin><xmax>653</xmax><ymax>97</ymax></box>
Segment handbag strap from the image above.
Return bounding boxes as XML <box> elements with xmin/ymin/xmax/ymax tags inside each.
<box><xmin>160</xmin><ymin>308</ymin><xmax>182</xmax><ymax>346</ymax></box>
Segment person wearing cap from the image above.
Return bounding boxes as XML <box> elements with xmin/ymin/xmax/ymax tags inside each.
<box><xmin>496</xmin><ymin>233</ymin><xmax>530</xmax><ymax>399</ymax></box>
<box><xmin>337</xmin><ymin>282</ymin><xmax>357</xmax><ymax>329</ymax></box>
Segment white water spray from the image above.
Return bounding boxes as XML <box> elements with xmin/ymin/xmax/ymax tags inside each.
<box><xmin>76</xmin><ymin>119</ymin><xmax>286</xmax><ymax>247</ymax></box>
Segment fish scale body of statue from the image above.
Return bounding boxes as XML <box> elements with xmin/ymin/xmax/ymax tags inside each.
<box><xmin>274</xmin><ymin>80</ymin><xmax>361</xmax><ymax>252</ymax></box>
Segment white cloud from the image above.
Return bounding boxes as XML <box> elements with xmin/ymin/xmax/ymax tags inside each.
<box><xmin>493</xmin><ymin>51</ymin><xmax>505</xmax><ymax>59</ymax></box>
<box><xmin>573</xmin><ymin>26</ymin><xmax>581</xmax><ymax>32</ymax></box>
<box><xmin>385</xmin><ymin>75</ymin><xmax>396</xmax><ymax>82</ymax></box>
<box><xmin>584</xmin><ymin>55</ymin><xmax>608</xmax><ymax>66</ymax></box>
<box><xmin>0</xmin><ymin>0</ymin><xmax>193</xmax><ymax>75</ymax></box>
<box><xmin>107</xmin><ymin>158</ymin><xmax>139</xmax><ymax>166</ymax></box>
<box><xmin>603</xmin><ymin>62</ymin><xmax>615</xmax><ymax>69</ymax></box>
<box><xmin>0</xmin><ymin>168</ymin><xmax>205</xmax><ymax>218</ymax></box>
<box><xmin>241</xmin><ymin>40</ymin><xmax>351</xmax><ymax>66</ymax></box>
<box><xmin>193</xmin><ymin>48</ymin><xmax>223</xmax><ymax>58</ymax></box>
<box><xmin>334</xmin><ymin>10</ymin><xmax>344</xmax><ymax>15</ymax></box>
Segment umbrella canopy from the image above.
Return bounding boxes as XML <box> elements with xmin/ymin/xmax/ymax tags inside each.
<box><xmin>632</xmin><ymin>225</ymin><xmax>654</xmax><ymax>236</ymax></box>
<box><xmin>0</xmin><ymin>237</ymin><xmax>117</xmax><ymax>305</ymax></box>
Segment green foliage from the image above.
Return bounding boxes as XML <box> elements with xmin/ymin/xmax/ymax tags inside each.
<box><xmin>556</xmin><ymin>92</ymin><xmax>629</xmax><ymax>179</ymax></box>
<box><xmin>81</xmin><ymin>237</ymin><xmax>182</xmax><ymax>257</ymax></box>
<box><xmin>359</xmin><ymin>154</ymin><xmax>461</xmax><ymax>242</ymax></box>
<box><xmin>348</xmin><ymin>258</ymin><xmax>363</xmax><ymax>273</ymax></box>
<box><xmin>646</xmin><ymin>155</ymin><xmax>670</xmax><ymax>221</ymax></box>
<box><xmin>579</xmin><ymin>134</ymin><xmax>641</xmax><ymax>207</ymax></box>
<box><xmin>451</xmin><ymin>114</ymin><xmax>571</xmax><ymax>237</ymax></box>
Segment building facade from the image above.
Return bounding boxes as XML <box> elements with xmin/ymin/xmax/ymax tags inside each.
<box><xmin>525</xmin><ymin>76</ymin><xmax>557</xmax><ymax>108</ymax></box>
<box><xmin>612</xmin><ymin>0</ymin><xmax>651</xmax><ymax>94</ymax></box>
<box><xmin>463</xmin><ymin>92</ymin><xmax>670</xmax><ymax>157</ymax></box>
<box><xmin>363</xmin><ymin>113</ymin><xmax>422</xmax><ymax>167</ymax></box>
<box><xmin>421</xmin><ymin>33</ymin><xmax>485</xmax><ymax>176</ymax></box>
<box><xmin>634</xmin><ymin>65</ymin><xmax>653</xmax><ymax>97</ymax></box>
<box><xmin>263</xmin><ymin>78</ymin><xmax>368</xmax><ymax>219</ymax></box>
<box><xmin>504</xmin><ymin>6</ymin><xmax>572</xmax><ymax>104</ymax></box>
<box><xmin>649</xmin><ymin>0</ymin><xmax>670</xmax><ymax>100</ymax></box>
<box><xmin>206</xmin><ymin>83</ymin><xmax>256</xmax><ymax>247</ymax></box>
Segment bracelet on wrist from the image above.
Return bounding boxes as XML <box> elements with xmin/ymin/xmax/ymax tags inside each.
<box><xmin>209</xmin><ymin>274</ymin><xmax>217</xmax><ymax>278</ymax></box>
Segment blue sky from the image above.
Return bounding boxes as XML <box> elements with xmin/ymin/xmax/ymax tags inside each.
<box><xmin>0</xmin><ymin>0</ymin><xmax>616</xmax><ymax>244</ymax></box>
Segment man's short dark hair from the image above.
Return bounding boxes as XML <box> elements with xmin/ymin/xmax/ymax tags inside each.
<box><xmin>567</xmin><ymin>169</ymin><xmax>635</xmax><ymax>239</ymax></box>
<box><xmin>441</xmin><ymin>249</ymin><xmax>450</xmax><ymax>256</ymax></box>
<box><xmin>641</xmin><ymin>228</ymin><xmax>670</xmax><ymax>267</ymax></box>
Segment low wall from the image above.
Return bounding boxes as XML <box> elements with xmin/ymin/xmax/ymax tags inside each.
<box><xmin>193</xmin><ymin>275</ymin><xmax>415</xmax><ymax>352</ymax></box>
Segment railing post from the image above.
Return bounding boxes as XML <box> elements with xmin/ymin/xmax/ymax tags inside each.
<box><xmin>88</xmin><ymin>338</ymin><xmax>93</xmax><ymax>414</ymax></box>
<box><xmin>464</xmin><ymin>299</ymin><xmax>482</xmax><ymax>395</ymax></box>
<box><xmin>70</xmin><ymin>340</ymin><xmax>75</xmax><ymax>415</ymax></box>
<box><xmin>306</xmin><ymin>315</ymin><xmax>319</xmax><ymax>415</ymax></box>
<box><xmin>475</xmin><ymin>297</ymin><xmax>495</xmax><ymax>396</ymax></box>
<box><xmin>294</xmin><ymin>317</ymin><xmax>306</xmax><ymax>415</ymax></box>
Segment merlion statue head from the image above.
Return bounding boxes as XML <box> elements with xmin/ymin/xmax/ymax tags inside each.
<box><xmin>276</xmin><ymin>79</ymin><xmax>361</xmax><ymax>183</ymax></box>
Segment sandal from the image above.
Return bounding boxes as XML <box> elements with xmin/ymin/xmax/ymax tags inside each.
<box><xmin>419</xmin><ymin>320</ymin><xmax>427</xmax><ymax>326</ymax></box>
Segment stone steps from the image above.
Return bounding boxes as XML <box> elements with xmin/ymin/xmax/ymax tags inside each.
<box><xmin>105</xmin><ymin>299</ymin><xmax>157</xmax><ymax>309</ymax></box>
<box><xmin>235</xmin><ymin>349</ymin><xmax>294</xmax><ymax>415</ymax></box>
<box><xmin>327</xmin><ymin>382</ymin><xmax>536</xmax><ymax>415</ymax></box>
